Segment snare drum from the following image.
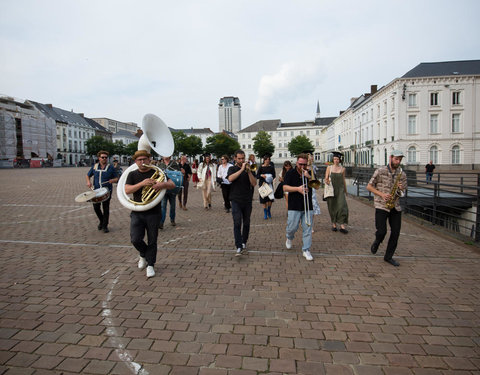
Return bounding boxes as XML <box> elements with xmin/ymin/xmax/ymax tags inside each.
<box><xmin>90</xmin><ymin>187</ymin><xmax>110</xmax><ymax>203</ymax></box>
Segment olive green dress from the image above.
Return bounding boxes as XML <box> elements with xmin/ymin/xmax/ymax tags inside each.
<box><xmin>326</xmin><ymin>171</ymin><xmax>349</xmax><ymax>224</ymax></box>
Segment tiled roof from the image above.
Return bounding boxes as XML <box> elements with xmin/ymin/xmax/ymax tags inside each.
<box><xmin>239</xmin><ymin>120</ymin><xmax>281</xmax><ymax>133</ymax></box>
<box><xmin>402</xmin><ymin>60</ymin><xmax>480</xmax><ymax>78</ymax></box>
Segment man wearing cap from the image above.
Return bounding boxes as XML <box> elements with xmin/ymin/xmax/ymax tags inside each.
<box><xmin>125</xmin><ymin>150</ymin><xmax>175</xmax><ymax>278</ymax></box>
<box><xmin>367</xmin><ymin>150</ymin><xmax>407</xmax><ymax>267</ymax></box>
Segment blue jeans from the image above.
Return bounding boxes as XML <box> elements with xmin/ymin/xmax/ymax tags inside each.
<box><xmin>426</xmin><ymin>172</ymin><xmax>433</xmax><ymax>182</ymax></box>
<box><xmin>231</xmin><ymin>200</ymin><xmax>252</xmax><ymax>249</ymax></box>
<box><xmin>286</xmin><ymin>210</ymin><xmax>313</xmax><ymax>252</ymax></box>
<box><xmin>160</xmin><ymin>192</ymin><xmax>176</xmax><ymax>224</ymax></box>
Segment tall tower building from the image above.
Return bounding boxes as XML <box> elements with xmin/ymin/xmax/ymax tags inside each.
<box><xmin>218</xmin><ymin>96</ymin><xmax>241</xmax><ymax>134</ymax></box>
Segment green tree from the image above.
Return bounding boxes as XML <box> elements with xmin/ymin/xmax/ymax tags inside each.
<box><xmin>204</xmin><ymin>133</ymin><xmax>240</xmax><ymax>158</ymax></box>
<box><xmin>171</xmin><ymin>131</ymin><xmax>187</xmax><ymax>157</ymax></box>
<box><xmin>85</xmin><ymin>136</ymin><xmax>111</xmax><ymax>156</ymax></box>
<box><xmin>288</xmin><ymin>135</ymin><xmax>314</xmax><ymax>157</ymax></box>
<box><xmin>125</xmin><ymin>141</ymin><xmax>139</xmax><ymax>157</ymax></box>
<box><xmin>252</xmin><ymin>130</ymin><xmax>275</xmax><ymax>158</ymax></box>
<box><xmin>112</xmin><ymin>140</ymin><xmax>126</xmax><ymax>157</ymax></box>
<box><xmin>183</xmin><ymin>135</ymin><xmax>204</xmax><ymax>157</ymax></box>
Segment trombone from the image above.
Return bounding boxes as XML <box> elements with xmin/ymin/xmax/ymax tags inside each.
<box><xmin>301</xmin><ymin>167</ymin><xmax>312</xmax><ymax>227</ymax></box>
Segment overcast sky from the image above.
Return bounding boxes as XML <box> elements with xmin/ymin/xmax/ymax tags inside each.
<box><xmin>1</xmin><ymin>0</ymin><xmax>479</xmax><ymax>131</ymax></box>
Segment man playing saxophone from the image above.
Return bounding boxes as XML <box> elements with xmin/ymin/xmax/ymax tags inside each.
<box><xmin>366</xmin><ymin>150</ymin><xmax>407</xmax><ymax>267</ymax></box>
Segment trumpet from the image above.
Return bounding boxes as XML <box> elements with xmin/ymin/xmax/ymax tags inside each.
<box><xmin>302</xmin><ymin>168</ymin><xmax>312</xmax><ymax>227</ymax></box>
<box><xmin>246</xmin><ymin>163</ymin><xmax>257</xmax><ymax>173</ymax></box>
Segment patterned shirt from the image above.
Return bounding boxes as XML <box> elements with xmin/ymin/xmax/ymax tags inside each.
<box><xmin>368</xmin><ymin>166</ymin><xmax>407</xmax><ymax>212</ymax></box>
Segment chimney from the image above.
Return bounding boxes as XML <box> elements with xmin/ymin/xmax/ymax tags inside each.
<box><xmin>370</xmin><ymin>85</ymin><xmax>378</xmax><ymax>94</ymax></box>
<box><xmin>78</xmin><ymin>113</ymin><xmax>84</xmax><ymax>117</ymax></box>
<box><xmin>46</xmin><ymin>104</ymin><xmax>53</xmax><ymax>108</ymax></box>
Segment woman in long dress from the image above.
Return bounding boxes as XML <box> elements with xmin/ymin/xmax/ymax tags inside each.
<box><xmin>197</xmin><ymin>155</ymin><xmax>216</xmax><ymax>210</ymax></box>
<box><xmin>324</xmin><ymin>152</ymin><xmax>349</xmax><ymax>233</ymax></box>
<box><xmin>191</xmin><ymin>159</ymin><xmax>199</xmax><ymax>188</ymax></box>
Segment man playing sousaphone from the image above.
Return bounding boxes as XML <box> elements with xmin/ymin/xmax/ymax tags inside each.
<box><xmin>85</xmin><ymin>150</ymin><xmax>118</xmax><ymax>233</ymax></box>
<box><xmin>367</xmin><ymin>150</ymin><xmax>407</xmax><ymax>267</ymax></box>
<box><xmin>125</xmin><ymin>150</ymin><xmax>175</xmax><ymax>278</ymax></box>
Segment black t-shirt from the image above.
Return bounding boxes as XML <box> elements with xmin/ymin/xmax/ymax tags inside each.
<box><xmin>425</xmin><ymin>164</ymin><xmax>435</xmax><ymax>173</ymax></box>
<box><xmin>227</xmin><ymin>165</ymin><xmax>254</xmax><ymax>202</ymax></box>
<box><xmin>126</xmin><ymin>168</ymin><xmax>163</xmax><ymax>213</ymax></box>
<box><xmin>180</xmin><ymin>162</ymin><xmax>192</xmax><ymax>177</ymax></box>
<box><xmin>284</xmin><ymin>168</ymin><xmax>312</xmax><ymax>211</ymax></box>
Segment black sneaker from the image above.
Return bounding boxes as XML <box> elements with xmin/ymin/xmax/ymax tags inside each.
<box><xmin>384</xmin><ymin>258</ymin><xmax>400</xmax><ymax>267</ymax></box>
<box><xmin>103</xmin><ymin>227</ymin><xmax>109</xmax><ymax>233</ymax></box>
<box><xmin>98</xmin><ymin>223</ymin><xmax>103</xmax><ymax>230</ymax></box>
<box><xmin>371</xmin><ymin>242</ymin><xmax>379</xmax><ymax>254</ymax></box>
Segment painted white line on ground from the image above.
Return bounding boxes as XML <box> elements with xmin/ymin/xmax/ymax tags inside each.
<box><xmin>101</xmin><ymin>272</ymin><xmax>148</xmax><ymax>375</ymax></box>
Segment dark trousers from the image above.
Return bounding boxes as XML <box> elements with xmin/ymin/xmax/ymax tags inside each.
<box><xmin>93</xmin><ymin>196</ymin><xmax>111</xmax><ymax>229</ymax></box>
<box><xmin>178</xmin><ymin>180</ymin><xmax>189</xmax><ymax>207</ymax></box>
<box><xmin>221</xmin><ymin>184</ymin><xmax>231</xmax><ymax>210</ymax></box>
<box><xmin>130</xmin><ymin>210</ymin><xmax>160</xmax><ymax>266</ymax></box>
<box><xmin>231</xmin><ymin>200</ymin><xmax>252</xmax><ymax>249</ymax></box>
<box><xmin>374</xmin><ymin>208</ymin><xmax>402</xmax><ymax>260</ymax></box>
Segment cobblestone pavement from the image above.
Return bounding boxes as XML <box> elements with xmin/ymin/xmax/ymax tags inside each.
<box><xmin>0</xmin><ymin>167</ymin><xmax>479</xmax><ymax>375</ymax></box>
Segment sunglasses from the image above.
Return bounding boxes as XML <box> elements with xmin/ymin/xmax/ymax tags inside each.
<box><xmin>298</xmin><ymin>163</ymin><xmax>307</xmax><ymax>166</ymax></box>
<box><xmin>99</xmin><ymin>156</ymin><xmax>108</xmax><ymax>159</ymax></box>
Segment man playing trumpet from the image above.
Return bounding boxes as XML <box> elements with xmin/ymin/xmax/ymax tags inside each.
<box><xmin>227</xmin><ymin>150</ymin><xmax>257</xmax><ymax>257</ymax></box>
<box><xmin>125</xmin><ymin>150</ymin><xmax>175</xmax><ymax>278</ymax></box>
<box><xmin>283</xmin><ymin>153</ymin><xmax>314</xmax><ymax>261</ymax></box>
<box><xmin>367</xmin><ymin>150</ymin><xmax>407</xmax><ymax>267</ymax></box>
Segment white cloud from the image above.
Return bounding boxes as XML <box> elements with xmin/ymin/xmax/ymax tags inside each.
<box><xmin>255</xmin><ymin>59</ymin><xmax>326</xmax><ymax>118</ymax></box>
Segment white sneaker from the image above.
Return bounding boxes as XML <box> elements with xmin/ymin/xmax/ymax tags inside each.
<box><xmin>235</xmin><ymin>248</ymin><xmax>242</xmax><ymax>257</ymax></box>
<box><xmin>146</xmin><ymin>266</ymin><xmax>155</xmax><ymax>278</ymax></box>
<box><xmin>285</xmin><ymin>238</ymin><xmax>292</xmax><ymax>249</ymax></box>
<box><xmin>303</xmin><ymin>250</ymin><xmax>313</xmax><ymax>261</ymax></box>
<box><xmin>138</xmin><ymin>257</ymin><xmax>147</xmax><ymax>270</ymax></box>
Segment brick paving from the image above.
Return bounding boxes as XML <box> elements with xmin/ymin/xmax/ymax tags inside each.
<box><xmin>0</xmin><ymin>167</ymin><xmax>479</xmax><ymax>375</ymax></box>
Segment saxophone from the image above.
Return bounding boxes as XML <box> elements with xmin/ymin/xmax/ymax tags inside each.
<box><xmin>385</xmin><ymin>167</ymin><xmax>403</xmax><ymax>210</ymax></box>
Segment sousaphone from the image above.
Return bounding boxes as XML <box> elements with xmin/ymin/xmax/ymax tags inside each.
<box><xmin>116</xmin><ymin>114</ymin><xmax>175</xmax><ymax>211</ymax></box>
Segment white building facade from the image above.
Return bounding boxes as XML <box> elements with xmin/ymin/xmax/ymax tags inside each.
<box><xmin>218</xmin><ymin>97</ymin><xmax>241</xmax><ymax>134</ymax></box>
<box><xmin>92</xmin><ymin>117</ymin><xmax>139</xmax><ymax>134</ymax></box>
<box><xmin>327</xmin><ymin>61</ymin><xmax>480</xmax><ymax>169</ymax></box>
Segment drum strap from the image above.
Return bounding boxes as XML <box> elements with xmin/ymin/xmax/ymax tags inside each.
<box><xmin>93</xmin><ymin>163</ymin><xmax>111</xmax><ymax>188</ymax></box>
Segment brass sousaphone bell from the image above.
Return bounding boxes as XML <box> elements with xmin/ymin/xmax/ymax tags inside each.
<box><xmin>116</xmin><ymin>114</ymin><xmax>175</xmax><ymax>212</ymax></box>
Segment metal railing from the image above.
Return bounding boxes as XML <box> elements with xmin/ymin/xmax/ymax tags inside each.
<box><xmin>351</xmin><ymin>169</ymin><xmax>480</xmax><ymax>243</ymax></box>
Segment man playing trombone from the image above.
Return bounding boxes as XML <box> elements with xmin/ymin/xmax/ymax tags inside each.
<box><xmin>283</xmin><ymin>153</ymin><xmax>314</xmax><ymax>261</ymax></box>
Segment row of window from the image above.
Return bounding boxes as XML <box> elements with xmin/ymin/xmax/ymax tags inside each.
<box><xmin>241</xmin><ymin>129</ymin><xmax>323</xmax><ymax>139</ymax></box>
<box><xmin>407</xmin><ymin>145</ymin><xmax>461</xmax><ymax>164</ymax></box>
<box><xmin>407</xmin><ymin>113</ymin><xmax>461</xmax><ymax>134</ymax></box>
<box><xmin>408</xmin><ymin>91</ymin><xmax>461</xmax><ymax>107</ymax></box>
